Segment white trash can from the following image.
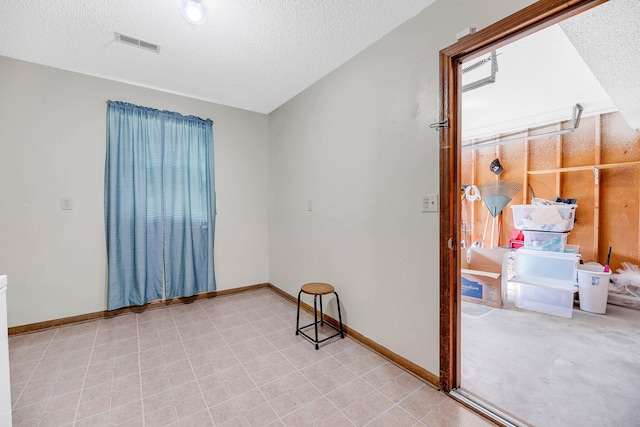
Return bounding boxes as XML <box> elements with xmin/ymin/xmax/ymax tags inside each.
<box><xmin>578</xmin><ymin>264</ymin><xmax>611</xmax><ymax>314</ymax></box>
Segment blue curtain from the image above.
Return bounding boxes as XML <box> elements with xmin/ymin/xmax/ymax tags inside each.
<box><xmin>105</xmin><ymin>101</ymin><xmax>216</xmax><ymax>310</ymax></box>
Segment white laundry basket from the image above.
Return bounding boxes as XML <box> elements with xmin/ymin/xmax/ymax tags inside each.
<box><xmin>578</xmin><ymin>264</ymin><xmax>611</xmax><ymax>314</ymax></box>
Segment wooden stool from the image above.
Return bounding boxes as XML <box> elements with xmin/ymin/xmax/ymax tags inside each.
<box><xmin>296</xmin><ymin>283</ymin><xmax>344</xmax><ymax>350</ymax></box>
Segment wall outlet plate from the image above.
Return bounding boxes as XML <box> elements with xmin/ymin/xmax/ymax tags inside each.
<box><xmin>60</xmin><ymin>197</ymin><xmax>73</xmax><ymax>210</ymax></box>
<box><xmin>422</xmin><ymin>194</ymin><xmax>438</xmax><ymax>213</ymax></box>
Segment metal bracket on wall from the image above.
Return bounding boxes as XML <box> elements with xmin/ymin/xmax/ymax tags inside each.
<box><xmin>462</xmin><ymin>50</ymin><xmax>499</xmax><ymax>93</ymax></box>
<box><xmin>430</xmin><ymin>120</ymin><xmax>449</xmax><ymax>131</ymax></box>
<box><xmin>592</xmin><ymin>167</ymin><xmax>599</xmax><ymax>184</ymax></box>
<box><xmin>462</xmin><ymin>103</ymin><xmax>583</xmax><ymax>150</ymax></box>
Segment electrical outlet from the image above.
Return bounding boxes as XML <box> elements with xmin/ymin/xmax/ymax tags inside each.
<box><xmin>60</xmin><ymin>197</ymin><xmax>73</xmax><ymax>210</ymax></box>
<box><xmin>422</xmin><ymin>194</ymin><xmax>438</xmax><ymax>213</ymax></box>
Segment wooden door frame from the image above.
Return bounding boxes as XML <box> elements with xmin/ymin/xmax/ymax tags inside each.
<box><xmin>438</xmin><ymin>0</ymin><xmax>608</xmax><ymax>392</ymax></box>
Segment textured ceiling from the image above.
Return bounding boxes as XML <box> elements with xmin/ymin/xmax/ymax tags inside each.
<box><xmin>561</xmin><ymin>0</ymin><xmax>640</xmax><ymax>129</ymax></box>
<box><xmin>0</xmin><ymin>0</ymin><xmax>437</xmax><ymax>114</ymax></box>
<box><xmin>463</xmin><ymin>0</ymin><xmax>640</xmax><ymax>138</ymax></box>
<box><xmin>462</xmin><ymin>24</ymin><xmax>616</xmax><ymax>139</ymax></box>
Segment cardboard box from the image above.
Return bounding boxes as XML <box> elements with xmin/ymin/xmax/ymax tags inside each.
<box><xmin>460</xmin><ymin>247</ymin><xmax>509</xmax><ymax>308</ymax></box>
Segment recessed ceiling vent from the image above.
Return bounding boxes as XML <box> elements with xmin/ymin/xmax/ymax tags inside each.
<box><xmin>115</xmin><ymin>32</ymin><xmax>160</xmax><ymax>53</ymax></box>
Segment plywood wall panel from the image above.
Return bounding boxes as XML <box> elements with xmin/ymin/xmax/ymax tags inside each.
<box><xmin>600</xmin><ymin>113</ymin><xmax>640</xmax><ymax>266</ymax></box>
<box><xmin>562</xmin><ymin>116</ymin><xmax>595</xmax><ymax>168</ymax></box>
<box><xmin>601</xmin><ymin>112</ymin><xmax>640</xmax><ymax>163</ymax></box>
<box><xmin>527</xmin><ymin>174</ymin><xmax>557</xmax><ymax>200</ymax></box>
<box><xmin>528</xmin><ymin>133</ymin><xmax>557</xmax><ymax>171</ymax></box>
<box><xmin>461</xmin><ymin>149</ymin><xmax>476</xmax><ymax>248</ymax></box>
<box><xmin>500</xmin><ymin>142</ymin><xmax>526</xmax><ymax>193</ymax></box>
<box><xmin>528</xmin><ymin>133</ymin><xmax>561</xmax><ymax>201</ymax></box>
<box><xmin>475</xmin><ymin>146</ymin><xmax>500</xmax><ymax>247</ymax></box>
<box><xmin>599</xmin><ymin>167</ymin><xmax>639</xmax><ymax>265</ymax></box>
<box><xmin>495</xmin><ymin>141</ymin><xmax>526</xmax><ymax>245</ymax></box>
<box><xmin>562</xmin><ymin>169</ymin><xmax>594</xmax><ymax>261</ymax></box>
<box><xmin>461</xmin><ymin>111</ymin><xmax>640</xmax><ymax>269</ymax></box>
<box><xmin>560</xmin><ymin>118</ymin><xmax>595</xmax><ymax>259</ymax></box>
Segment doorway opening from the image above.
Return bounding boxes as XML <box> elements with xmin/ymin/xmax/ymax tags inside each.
<box><xmin>438</xmin><ymin>0</ymin><xmax>622</xmax><ymax>425</ymax></box>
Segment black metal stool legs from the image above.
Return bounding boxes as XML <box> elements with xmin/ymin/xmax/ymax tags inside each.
<box><xmin>313</xmin><ymin>295</ymin><xmax>320</xmax><ymax>349</ymax></box>
<box><xmin>295</xmin><ymin>290</ymin><xmax>302</xmax><ymax>335</ymax></box>
<box><xmin>296</xmin><ymin>289</ymin><xmax>344</xmax><ymax>350</ymax></box>
<box><xmin>334</xmin><ymin>291</ymin><xmax>344</xmax><ymax>338</ymax></box>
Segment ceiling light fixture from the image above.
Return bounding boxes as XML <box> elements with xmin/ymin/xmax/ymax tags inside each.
<box><xmin>182</xmin><ymin>0</ymin><xmax>207</xmax><ymax>25</ymax></box>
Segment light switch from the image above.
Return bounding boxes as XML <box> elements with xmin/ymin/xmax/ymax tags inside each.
<box><xmin>422</xmin><ymin>194</ymin><xmax>438</xmax><ymax>213</ymax></box>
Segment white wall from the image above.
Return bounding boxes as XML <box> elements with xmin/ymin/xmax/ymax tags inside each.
<box><xmin>0</xmin><ymin>56</ymin><xmax>269</xmax><ymax>327</ymax></box>
<box><xmin>0</xmin><ymin>0</ymin><xmax>538</xmax><ymax>376</ymax></box>
<box><xmin>268</xmin><ymin>0</ymin><xmax>536</xmax><ymax>375</ymax></box>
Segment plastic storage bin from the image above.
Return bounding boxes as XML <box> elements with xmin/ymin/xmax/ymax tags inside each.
<box><xmin>512</xmin><ymin>249</ymin><xmax>580</xmax><ymax>287</ymax></box>
<box><xmin>513</xmin><ymin>280</ymin><xmax>577</xmax><ymax>318</ymax></box>
<box><xmin>523</xmin><ymin>230</ymin><xmax>568</xmax><ymax>252</ymax></box>
<box><xmin>564</xmin><ymin>244</ymin><xmax>580</xmax><ymax>254</ymax></box>
<box><xmin>511</xmin><ymin>204</ymin><xmax>577</xmax><ymax>232</ymax></box>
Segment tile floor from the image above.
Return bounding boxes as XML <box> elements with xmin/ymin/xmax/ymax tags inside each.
<box><xmin>9</xmin><ymin>288</ymin><xmax>494</xmax><ymax>426</ymax></box>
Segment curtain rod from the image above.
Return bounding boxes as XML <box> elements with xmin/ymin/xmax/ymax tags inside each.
<box><xmin>462</xmin><ymin>103</ymin><xmax>583</xmax><ymax>151</ymax></box>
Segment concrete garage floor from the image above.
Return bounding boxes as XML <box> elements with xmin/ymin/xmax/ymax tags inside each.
<box><xmin>460</xmin><ymin>289</ymin><xmax>640</xmax><ymax>427</ymax></box>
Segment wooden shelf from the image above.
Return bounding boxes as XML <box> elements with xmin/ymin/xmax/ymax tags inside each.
<box><xmin>527</xmin><ymin>160</ymin><xmax>640</xmax><ymax>175</ymax></box>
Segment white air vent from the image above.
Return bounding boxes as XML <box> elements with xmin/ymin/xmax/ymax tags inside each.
<box><xmin>115</xmin><ymin>32</ymin><xmax>160</xmax><ymax>53</ymax></box>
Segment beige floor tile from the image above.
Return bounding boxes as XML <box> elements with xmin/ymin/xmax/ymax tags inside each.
<box><xmin>9</xmin><ymin>359</ymin><xmax>39</xmax><ymax>379</ymax></box>
<box><xmin>75</xmin><ymin>394</ymin><xmax>111</xmax><ymax>420</ymax></box>
<box><xmin>304</xmin><ymin>396</ymin><xmax>341</xmax><ymax>421</ymax></box>
<box><xmin>325</xmin><ymin>384</ymin><xmax>359</xmax><ymax>410</ymax></box>
<box><xmin>13</xmin><ymin>382</ymin><xmax>53</xmax><ymax>407</ymax></box>
<box><xmin>363</xmin><ymin>389</ymin><xmax>394</xmax><ymax>413</ymax></box>
<box><xmin>9</xmin><ymin>288</ymin><xmax>486</xmax><ymax>427</ymax></box>
<box><xmin>143</xmin><ymin>389</ymin><xmax>174</xmax><ymax>414</ymax></box>
<box><xmin>398</xmin><ymin>387</ymin><xmax>441</xmax><ymax>420</ymax></box>
<box><xmin>299</xmin><ymin>357</ymin><xmax>342</xmax><ymax>381</ymax></box>
<box><xmin>144</xmin><ymin>406</ymin><xmax>179</xmax><ymax>427</ymax></box>
<box><xmin>420</xmin><ymin>410</ymin><xmax>461</xmax><ymax>427</ymax></box>
<box><xmin>322</xmin><ymin>411</ymin><xmax>355</xmax><ymax>426</ymax></box>
<box><xmin>112</xmin><ymin>371</ymin><xmax>141</xmax><ymax>392</ymax></box>
<box><xmin>210</xmin><ymin>398</ymin><xmax>243</xmax><ymax>425</ymax></box>
<box><xmin>342</xmin><ymin>401</ymin><xmax>378</xmax><ymax>425</ymax></box>
<box><xmin>292</xmin><ymin>381</ymin><xmax>322</xmax><ymax>406</ymax></box>
<box><xmin>201</xmin><ymin>384</ymin><xmax>234</xmax><ymax>408</ymax></box>
<box><xmin>178</xmin><ymin>409</ymin><xmax>215</xmax><ymax>426</ymax></box>
<box><xmin>378</xmin><ymin>379</ymin><xmax>421</xmax><ymax>403</ymax></box>
<box><xmin>173</xmin><ymin>393</ymin><xmax>208</xmax><ymax>419</ymax></box>
<box><xmin>11</xmin><ymin>400</ymin><xmax>48</xmax><ymax>424</ymax></box>
<box><xmin>270</xmin><ymin>392</ymin><xmax>302</xmax><ymax>417</ymax></box>
<box><xmin>111</xmin><ymin>383</ymin><xmax>143</xmax><ymax>408</ymax></box>
<box><xmin>369</xmin><ymin>405</ymin><xmax>420</xmax><ymax>426</ymax></box>
<box><xmin>38</xmin><ymin>404</ymin><xmax>77</xmax><ymax>427</ymax></box>
<box><xmin>439</xmin><ymin>399</ymin><xmax>481</xmax><ymax>425</ymax></box>
<box><xmin>10</xmin><ymin>381</ymin><xmax>26</xmax><ymax>406</ymax></box>
<box><xmin>79</xmin><ymin>382</ymin><xmax>112</xmax><ymax>403</ymax></box>
<box><xmin>110</xmin><ymin>399</ymin><xmax>143</xmax><ymax>425</ymax></box>
<box><xmin>74</xmin><ymin>409</ymin><xmax>111</xmax><ymax>427</ymax></box>
<box><xmin>45</xmin><ymin>390</ymin><xmax>81</xmax><ymax>413</ymax></box>
<box><xmin>245</xmin><ymin>402</ymin><xmax>279</xmax><ymax>426</ymax></box>
<box><xmin>227</xmin><ymin>374</ymin><xmax>257</xmax><ymax>395</ymax></box>
<box><xmin>171</xmin><ymin>380</ymin><xmax>202</xmax><ymax>402</ymax></box>
<box><xmin>303</xmin><ymin>373</ymin><xmax>342</xmax><ymax>395</ymax></box>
